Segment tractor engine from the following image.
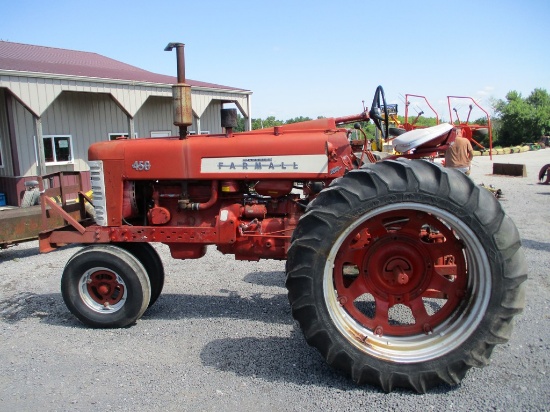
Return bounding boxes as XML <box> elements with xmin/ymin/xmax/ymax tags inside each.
<box><xmin>115</xmin><ymin>177</ymin><xmax>311</xmax><ymax>261</ymax></box>
<box><xmin>86</xmin><ymin>109</ymin><xmax>363</xmax><ymax>263</ymax></box>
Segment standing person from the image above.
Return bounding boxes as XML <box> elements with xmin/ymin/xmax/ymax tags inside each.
<box><xmin>445</xmin><ymin>128</ymin><xmax>474</xmax><ymax>175</ymax></box>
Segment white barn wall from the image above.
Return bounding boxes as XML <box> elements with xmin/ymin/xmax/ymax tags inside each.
<box><xmin>2</xmin><ymin>76</ymin><xmax>250</xmax><ymax>177</ymax></box>
<box><xmin>134</xmin><ymin>96</ymin><xmax>175</xmax><ymax>137</ymax></box>
<box><xmin>199</xmin><ymin>102</ymin><xmax>223</xmax><ymax>134</ymax></box>
<box><xmin>12</xmin><ymin>91</ymin><xmax>228</xmax><ymax>176</ymax></box>
<box><xmin>13</xmin><ymin>92</ymin><xmax>128</xmax><ymax>176</ymax></box>
<box><xmin>134</xmin><ymin>96</ymin><xmax>225</xmax><ymax>137</ymax></box>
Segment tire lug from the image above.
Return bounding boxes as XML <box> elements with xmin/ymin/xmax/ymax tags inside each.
<box><xmin>337</xmin><ymin>296</ymin><xmax>348</xmax><ymax>305</ymax></box>
<box><xmin>374</xmin><ymin>326</ymin><xmax>383</xmax><ymax>337</ymax></box>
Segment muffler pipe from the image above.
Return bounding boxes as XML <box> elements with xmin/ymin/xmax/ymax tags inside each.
<box><xmin>165</xmin><ymin>42</ymin><xmax>193</xmax><ymax>139</ymax></box>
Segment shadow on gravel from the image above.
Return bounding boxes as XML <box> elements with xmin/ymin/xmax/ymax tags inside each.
<box><xmin>142</xmin><ymin>292</ymin><xmax>292</xmax><ymax>324</ymax></box>
<box><xmin>0</xmin><ymin>243</ymin><xmax>81</xmax><ymax>261</ymax></box>
<box><xmin>522</xmin><ymin>238</ymin><xmax>550</xmax><ymax>252</ymax></box>
<box><xmin>0</xmin><ymin>245</ymin><xmax>41</xmax><ymax>260</ymax></box>
<box><xmin>199</xmin><ymin>328</ymin><xmax>459</xmax><ymax>394</ymax></box>
<box><xmin>200</xmin><ymin>328</ymin><xmax>357</xmax><ymax>390</ymax></box>
<box><xmin>1</xmin><ymin>292</ymin><xmax>460</xmax><ymax>395</ymax></box>
<box><xmin>0</xmin><ymin>289</ymin><xmax>293</xmax><ymax>326</ymax></box>
<box><xmin>0</xmin><ymin>291</ymin><xmax>78</xmax><ymax>326</ymax></box>
<box><xmin>242</xmin><ymin>270</ymin><xmax>285</xmax><ymax>288</ymax></box>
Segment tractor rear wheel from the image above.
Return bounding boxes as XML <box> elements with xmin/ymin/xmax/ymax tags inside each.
<box><xmin>286</xmin><ymin>159</ymin><xmax>526</xmax><ymax>393</ymax></box>
<box><xmin>61</xmin><ymin>245</ymin><xmax>151</xmax><ymax>328</ymax></box>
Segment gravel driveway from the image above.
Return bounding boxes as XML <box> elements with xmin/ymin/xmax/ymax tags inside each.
<box><xmin>1</xmin><ymin>149</ymin><xmax>549</xmax><ymax>411</ymax></box>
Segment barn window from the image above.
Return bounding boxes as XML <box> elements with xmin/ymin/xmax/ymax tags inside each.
<box><xmin>108</xmin><ymin>132</ymin><xmax>138</xmax><ymax>140</ymax></box>
<box><xmin>150</xmin><ymin>130</ymin><xmax>171</xmax><ymax>138</ymax></box>
<box><xmin>43</xmin><ymin>135</ymin><xmax>73</xmax><ymax>164</ymax></box>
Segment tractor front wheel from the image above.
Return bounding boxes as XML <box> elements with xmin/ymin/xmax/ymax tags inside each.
<box><xmin>61</xmin><ymin>245</ymin><xmax>151</xmax><ymax>328</ymax></box>
<box><xmin>286</xmin><ymin>159</ymin><xmax>526</xmax><ymax>392</ymax></box>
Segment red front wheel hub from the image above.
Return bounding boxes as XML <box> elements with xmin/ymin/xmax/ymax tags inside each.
<box><xmin>79</xmin><ymin>268</ymin><xmax>128</xmax><ymax>313</ymax></box>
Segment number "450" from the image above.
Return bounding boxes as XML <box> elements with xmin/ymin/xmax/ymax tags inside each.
<box><xmin>132</xmin><ymin>160</ymin><xmax>151</xmax><ymax>171</ymax></box>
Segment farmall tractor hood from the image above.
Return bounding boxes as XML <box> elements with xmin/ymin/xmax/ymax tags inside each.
<box><xmin>88</xmin><ymin>117</ymin><xmax>352</xmax><ymax>181</ymax></box>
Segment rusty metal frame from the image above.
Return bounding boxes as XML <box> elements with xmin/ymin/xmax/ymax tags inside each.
<box><xmin>38</xmin><ymin>171</ymin><xmax>89</xmax><ymax>237</ymax></box>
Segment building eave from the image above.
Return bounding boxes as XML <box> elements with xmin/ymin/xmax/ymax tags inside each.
<box><xmin>0</xmin><ymin>69</ymin><xmax>252</xmax><ymax>95</ymax></box>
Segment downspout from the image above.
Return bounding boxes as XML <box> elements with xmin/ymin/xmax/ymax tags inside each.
<box><xmin>34</xmin><ymin>117</ymin><xmax>46</xmax><ymax>176</ymax></box>
<box><xmin>127</xmin><ymin>116</ymin><xmax>135</xmax><ymax>139</ymax></box>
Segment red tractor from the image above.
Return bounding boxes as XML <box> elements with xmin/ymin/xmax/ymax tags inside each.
<box><xmin>39</xmin><ymin>44</ymin><xmax>526</xmax><ymax>393</ymax></box>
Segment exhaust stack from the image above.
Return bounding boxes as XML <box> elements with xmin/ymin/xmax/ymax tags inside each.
<box><xmin>165</xmin><ymin>42</ymin><xmax>193</xmax><ymax>139</ymax></box>
<box><xmin>221</xmin><ymin>108</ymin><xmax>238</xmax><ymax>137</ymax></box>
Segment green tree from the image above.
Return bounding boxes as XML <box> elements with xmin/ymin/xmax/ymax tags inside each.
<box><xmin>527</xmin><ymin>88</ymin><xmax>550</xmax><ymax>138</ymax></box>
<box><xmin>285</xmin><ymin>116</ymin><xmax>312</xmax><ymax>124</ymax></box>
<box><xmin>494</xmin><ymin>88</ymin><xmax>550</xmax><ymax>146</ymax></box>
<box><xmin>337</xmin><ymin>121</ymin><xmax>378</xmax><ymax>143</ymax></box>
<box><xmin>251</xmin><ymin>116</ymin><xmax>284</xmax><ymax>130</ymax></box>
<box><xmin>397</xmin><ymin>115</ymin><xmax>438</xmax><ymax>128</ymax></box>
<box><xmin>234</xmin><ymin>113</ymin><xmax>246</xmax><ymax>132</ymax></box>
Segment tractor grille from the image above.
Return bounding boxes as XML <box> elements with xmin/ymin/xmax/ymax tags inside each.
<box><xmin>89</xmin><ymin>160</ymin><xmax>107</xmax><ymax>226</ymax></box>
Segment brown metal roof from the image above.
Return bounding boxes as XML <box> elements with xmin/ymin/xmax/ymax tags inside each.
<box><xmin>0</xmin><ymin>41</ymin><xmax>248</xmax><ymax>91</ymax></box>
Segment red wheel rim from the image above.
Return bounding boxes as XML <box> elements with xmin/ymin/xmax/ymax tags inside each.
<box><xmin>334</xmin><ymin>209</ymin><xmax>467</xmax><ymax>337</ymax></box>
<box><xmin>86</xmin><ymin>270</ymin><xmax>125</xmax><ymax>307</ymax></box>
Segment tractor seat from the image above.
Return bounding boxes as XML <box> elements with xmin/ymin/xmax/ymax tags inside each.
<box><xmin>392</xmin><ymin>123</ymin><xmax>453</xmax><ymax>153</ymax></box>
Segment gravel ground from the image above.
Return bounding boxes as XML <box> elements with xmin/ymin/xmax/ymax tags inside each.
<box><xmin>0</xmin><ymin>149</ymin><xmax>549</xmax><ymax>411</ymax></box>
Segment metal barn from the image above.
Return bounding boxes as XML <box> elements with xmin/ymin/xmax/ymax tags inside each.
<box><xmin>0</xmin><ymin>41</ymin><xmax>252</xmax><ymax>206</ymax></box>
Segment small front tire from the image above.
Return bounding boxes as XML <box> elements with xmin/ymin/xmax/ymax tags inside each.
<box><xmin>61</xmin><ymin>245</ymin><xmax>151</xmax><ymax>328</ymax></box>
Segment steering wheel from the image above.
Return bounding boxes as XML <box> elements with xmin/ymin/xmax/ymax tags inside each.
<box><xmin>368</xmin><ymin>85</ymin><xmax>389</xmax><ymax>140</ymax></box>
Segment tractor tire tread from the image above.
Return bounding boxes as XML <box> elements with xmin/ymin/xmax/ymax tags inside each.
<box><xmin>285</xmin><ymin>159</ymin><xmax>527</xmax><ymax>393</ymax></box>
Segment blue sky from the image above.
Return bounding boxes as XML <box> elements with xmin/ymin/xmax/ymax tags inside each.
<box><xmin>2</xmin><ymin>0</ymin><xmax>549</xmax><ymax>122</ymax></box>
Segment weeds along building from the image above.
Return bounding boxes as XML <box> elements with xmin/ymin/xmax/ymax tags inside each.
<box><xmin>0</xmin><ymin>41</ymin><xmax>252</xmax><ymax>206</ymax></box>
